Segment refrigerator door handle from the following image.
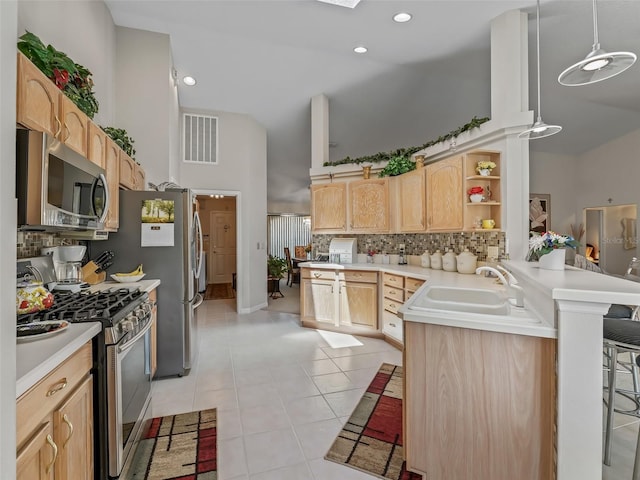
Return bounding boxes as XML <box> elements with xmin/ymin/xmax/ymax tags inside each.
<box><xmin>194</xmin><ymin>211</ymin><xmax>204</xmax><ymax>279</ymax></box>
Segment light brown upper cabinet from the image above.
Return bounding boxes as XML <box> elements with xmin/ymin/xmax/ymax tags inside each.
<box><xmin>87</xmin><ymin>122</ymin><xmax>106</xmax><ymax>169</ymax></box>
<box><xmin>311</xmin><ymin>183</ymin><xmax>347</xmax><ymax>232</ymax></box>
<box><xmin>426</xmin><ymin>155</ymin><xmax>463</xmax><ymax>231</ymax></box>
<box><xmin>395</xmin><ymin>168</ymin><xmax>427</xmax><ymax>232</ymax></box>
<box><xmin>119</xmin><ymin>151</ymin><xmax>136</xmax><ymax>190</ymax></box>
<box><xmin>133</xmin><ymin>163</ymin><xmax>146</xmax><ymax>190</ymax></box>
<box><xmin>16</xmin><ymin>53</ymin><xmax>88</xmax><ymax>157</ymax></box>
<box><xmin>104</xmin><ymin>138</ymin><xmax>120</xmax><ymax>230</ymax></box>
<box><xmin>349</xmin><ymin>178</ymin><xmax>390</xmax><ymax>232</ymax></box>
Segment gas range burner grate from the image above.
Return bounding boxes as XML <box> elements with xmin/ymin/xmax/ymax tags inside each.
<box><xmin>17</xmin><ymin>288</ymin><xmax>148</xmax><ymax>326</ymax></box>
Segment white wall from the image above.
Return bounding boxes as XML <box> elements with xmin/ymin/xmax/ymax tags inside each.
<box><xmin>529</xmin><ymin>150</ymin><xmax>579</xmax><ymax>234</ymax></box>
<box><xmin>0</xmin><ymin>1</ymin><xmax>18</xmax><ymax>476</ymax></box>
<box><xmin>115</xmin><ymin>26</ymin><xmax>178</xmax><ymax>188</ymax></box>
<box><xmin>180</xmin><ymin>108</ymin><xmax>268</xmax><ymax>311</ymax></box>
<box><xmin>17</xmin><ymin>0</ymin><xmax>116</xmax><ymax>125</ymax></box>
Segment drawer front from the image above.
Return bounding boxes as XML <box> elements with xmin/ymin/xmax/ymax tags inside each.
<box><xmin>342</xmin><ymin>270</ymin><xmax>378</xmax><ymax>283</ymax></box>
<box><xmin>17</xmin><ymin>342</ymin><xmax>92</xmax><ymax>447</ymax></box>
<box><xmin>302</xmin><ymin>269</ymin><xmax>336</xmax><ymax>281</ymax></box>
<box><xmin>384</xmin><ymin>285</ymin><xmax>404</xmax><ymax>302</ymax></box>
<box><xmin>382</xmin><ymin>311</ymin><xmax>403</xmax><ymax>342</ymax></box>
<box><xmin>406</xmin><ymin>277</ymin><xmax>426</xmax><ymax>292</ymax></box>
<box><xmin>383</xmin><ymin>297</ymin><xmax>402</xmax><ymax>314</ymax></box>
<box><xmin>383</xmin><ymin>273</ymin><xmax>404</xmax><ymax>288</ymax></box>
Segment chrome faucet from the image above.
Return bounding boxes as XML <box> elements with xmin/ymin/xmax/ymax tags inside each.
<box><xmin>475</xmin><ymin>266</ymin><xmax>525</xmax><ymax>307</ymax></box>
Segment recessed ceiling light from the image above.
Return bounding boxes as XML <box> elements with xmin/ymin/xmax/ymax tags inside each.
<box><xmin>393</xmin><ymin>12</ymin><xmax>412</xmax><ymax>23</ymax></box>
<box><xmin>183</xmin><ymin>76</ymin><xmax>197</xmax><ymax>86</ymax></box>
<box><xmin>354</xmin><ymin>46</ymin><xmax>368</xmax><ymax>54</ymax></box>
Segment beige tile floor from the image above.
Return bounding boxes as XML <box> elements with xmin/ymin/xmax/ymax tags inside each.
<box><xmin>150</xmin><ymin>295</ymin><xmax>401</xmax><ymax>479</ymax></box>
<box><xmin>150</xmin><ymin>290</ymin><xmax>637</xmax><ymax>479</ymax></box>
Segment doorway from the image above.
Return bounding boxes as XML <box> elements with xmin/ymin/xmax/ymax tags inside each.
<box><xmin>584</xmin><ymin>204</ymin><xmax>637</xmax><ymax>275</ymax></box>
<box><xmin>194</xmin><ymin>193</ymin><xmax>238</xmax><ymax>303</ymax></box>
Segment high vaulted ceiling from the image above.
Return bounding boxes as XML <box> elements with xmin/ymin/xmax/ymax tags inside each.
<box><xmin>105</xmin><ymin>0</ymin><xmax>640</xmax><ymax>212</ymax></box>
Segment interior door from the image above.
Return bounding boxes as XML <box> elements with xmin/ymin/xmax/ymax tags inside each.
<box><xmin>209</xmin><ymin>211</ymin><xmax>236</xmax><ymax>284</ymax></box>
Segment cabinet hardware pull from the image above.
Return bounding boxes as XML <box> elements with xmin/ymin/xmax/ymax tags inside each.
<box><xmin>390</xmin><ymin>303</ymin><xmax>396</xmax><ymax>308</ymax></box>
<box><xmin>62</xmin><ymin>413</ymin><xmax>74</xmax><ymax>448</ymax></box>
<box><xmin>46</xmin><ymin>378</ymin><xmax>68</xmax><ymax>397</ymax></box>
<box><xmin>54</xmin><ymin>116</ymin><xmax>62</xmax><ymax>137</ymax></box>
<box><xmin>314</xmin><ymin>273</ymin><xmax>321</xmax><ymax>278</ymax></box>
<box><xmin>63</xmin><ymin>122</ymin><xmax>71</xmax><ymax>142</ymax></box>
<box><xmin>45</xmin><ymin>434</ymin><xmax>58</xmax><ymax>473</ymax></box>
<box><xmin>390</xmin><ymin>323</ymin><xmax>396</xmax><ymax>327</ymax></box>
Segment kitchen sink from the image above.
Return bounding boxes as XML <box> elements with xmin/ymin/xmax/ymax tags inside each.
<box><xmin>408</xmin><ymin>285</ymin><xmax>510</xmax><ymax>315</ymax></box>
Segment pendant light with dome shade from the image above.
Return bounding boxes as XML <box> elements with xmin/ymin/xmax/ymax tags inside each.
<box><xmin>519</xmin><ymin>0</ymin><xmax>562</xmax><ymax>140</ymax></box>
<box><xmin>558</xmin><ymin>0</ymin><xmax>636</xmax><ymax>86</ymax></box>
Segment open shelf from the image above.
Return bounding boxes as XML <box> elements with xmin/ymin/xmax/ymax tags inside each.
<box><xmin>463</xmin><ymin>150</ymin><xmax>501</xmax><ymax>231</ymax></box>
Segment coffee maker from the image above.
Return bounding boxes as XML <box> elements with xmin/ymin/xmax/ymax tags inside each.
<box><xmin>41</xmin><ymin>246</ymin><xmax>87</xmax><ymax>292</ymax></box>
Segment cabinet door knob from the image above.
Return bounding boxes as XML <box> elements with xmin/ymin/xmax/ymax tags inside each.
<box><xmin>45</xmin><ymin>434</ymin><xmax>58</xmax><ymax>474</ymax></box>
<box><xmin>62</xmin><ymin>413</ymin><xmax>74</xmax><ymax>448</ymax></box>
<box><xmin>389</xmin><ymin>322</ymin><xmax>396</xmax><ymax>327</ymax></box>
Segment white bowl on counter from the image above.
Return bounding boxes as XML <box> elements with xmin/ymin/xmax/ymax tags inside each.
<box><xmin>110</xmin><ymin>273</ymin><xmax>146</xmax><ymax>283</ymax></box>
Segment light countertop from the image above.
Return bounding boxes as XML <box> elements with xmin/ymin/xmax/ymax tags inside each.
<box><xmin>300</xmin><ymin>261</ymin><xmax>556</xmax><ymax>338</ymax></box>
<box><xmin>88</xmin><ymin>278</ymin><xmax>161</xmax><ymax>294</ymax></box>
<box><xmin>17</xmin><ymin>322</ymin><xmax>101</xmax><ymax>398</ymax></box>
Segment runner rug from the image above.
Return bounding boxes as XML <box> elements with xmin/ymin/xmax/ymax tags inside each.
<box><xmin>204</xmin><ymin>283</ymin><xmax>234</xmax><ymax>300</ymax></box>
<box><xmin>325</xmin><ymin>363</ymin><xmax>422</xmax><ymax>480</ymax></box>
<box><xmin>128</xmin><ymin>409</ymin><xmax>217</xmax><ymax>480</ymax></box>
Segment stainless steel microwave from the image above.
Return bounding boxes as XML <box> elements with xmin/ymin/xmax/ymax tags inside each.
<box><xmin>16</xmin><ymin>129</ymin><xmax>110</xmax><ymax>230</ymax></box>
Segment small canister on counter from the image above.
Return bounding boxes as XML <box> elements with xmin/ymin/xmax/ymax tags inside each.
<box><xmin>421</xmin><ymin>251</ymin><xmax>431</xmax><ymax>268</ymax></box>
<box><xmin>442</xmin><ymin>249</ymin><xmax>457</xmax><ymax>272</ymax></box>
<box><xmin>430</xmin><ymin>250</ymin><xmax>443</xmax><ymax>270</ymax></box>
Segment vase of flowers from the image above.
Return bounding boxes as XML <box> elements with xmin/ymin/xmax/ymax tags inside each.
<box><xmin>304</xmin><ymin>243</ymin><xmax>312</xmax><ymax>259</ymax></box>
<box><xmin>476</xmin><ymin>160</ymin><xmax>496</xmax><ymax>176</ymax></box>
<box><xmin>467</xmin><ymin>186</ymin><xmax>484</xmax><ymax>203</ymax></box>
<box><xmin>527</xmin><ymin>231</ymin><xmax>579</xmax><ymax>270</ymax></box>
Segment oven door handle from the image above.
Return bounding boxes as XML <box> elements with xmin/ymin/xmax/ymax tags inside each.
<box><xmin>117</xmin><ymin>318</ymin><xmax>152</xmax><ymax>354</ymax></box>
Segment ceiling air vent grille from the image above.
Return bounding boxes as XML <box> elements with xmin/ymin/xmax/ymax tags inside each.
<box><xmin>183</xmin><ymin>113</ymin><xmax>218</xmax><ymax>164</ymax></box>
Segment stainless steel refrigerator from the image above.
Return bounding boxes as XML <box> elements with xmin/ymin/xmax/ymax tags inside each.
<box><xmin>96</xmin><ymin>188</ymin><xmax>204</xmax><ymax>377</ymax></box>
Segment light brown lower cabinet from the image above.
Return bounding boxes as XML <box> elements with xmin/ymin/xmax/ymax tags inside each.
<box><xmin>17</xmin><ymin>342</ymin><xmax>94</xmax><ymax>480</ymax></box>
<box><xmin>403</xmin><ymin>321</ymin><xmax>556</xmax><ymax>480</ymax></box>
<box><xmin>301</xmin><ymin>268</ymin><xmax>379</xmax><ymax>334</ymax></box>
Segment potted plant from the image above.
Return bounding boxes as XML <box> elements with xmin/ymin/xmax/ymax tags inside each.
<box><xmin>527</xmin><ymin>231</ymin><xmax>579</xmax><ymax>270</ymax></box>
<box><xmin>467</xmin><ymin>186</ymin><xmax>484</xmax><ymax>203</ymax></box>
<box><xmin>476</xmin><ymin>160</ymin><xmax>497</xmax><ymax>176</ymax></box>
<box><xmin>17</xmin><ymin>31</ymin><xmax>99</xmax><ymax>119</ymax></box>
<box><xmin>101</xmin><ymin>126</ymin><xmax>137</xmax><ymax>160</ymax></box>
<box><xmin>267</xmin><ymin>255</ymin><xmax>287</xmax><ymax>279</ymax></box>
<box><xmin>378</xmin><ymin>155</ymin><xmax>416</xmax><ymax>178</ymax></box>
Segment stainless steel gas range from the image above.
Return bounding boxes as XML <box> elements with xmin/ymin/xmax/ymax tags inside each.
<box><xmin>17</xmin><ymin>288</ymin><xmax>154</xmax><ymax>479</ymax></box>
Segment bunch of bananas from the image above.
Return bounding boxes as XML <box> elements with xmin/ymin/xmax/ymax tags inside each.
<box><xmin>115</xmin><ymin>264</ymin><xmax>144</xmax><ymax>277</ymax></box>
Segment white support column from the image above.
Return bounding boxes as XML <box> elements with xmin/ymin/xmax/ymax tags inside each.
<box><xmin>311</xmin><ymin>93</ymin><xmax>329</xmax><ymax>169</ymax></box>
<box><xmin>490</xmin><ymin>10</ymin><xmax>529</xmax><ymax>123</ymax></box>
<box><xmin>555</xmin><ymin>299</ymin><xmax>610</xmax><ymax>480</ymax></box>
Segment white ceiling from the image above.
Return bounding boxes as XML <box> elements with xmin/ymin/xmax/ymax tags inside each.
<box><xmin>105</xmin><ymin>0</ymin><xmax>640</xmax><ymax>211</ymax></box>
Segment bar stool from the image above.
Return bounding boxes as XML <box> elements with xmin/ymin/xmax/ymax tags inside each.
<box><xmin>603</xmin><ymin>317</ymin><xmax>640</xmax><ymax>479</ymax></box>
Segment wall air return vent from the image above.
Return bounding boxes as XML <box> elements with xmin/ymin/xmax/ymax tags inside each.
<box><xmin>183</xmin><ymin>113</ymin><xmax>218</xmax><ymax>164</ymax></box>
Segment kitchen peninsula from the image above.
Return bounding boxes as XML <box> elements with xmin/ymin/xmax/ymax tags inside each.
<box><xmin>399</xmin><ymin>260</ymin><xmax>640</xmax><ymax>480</ymax></box>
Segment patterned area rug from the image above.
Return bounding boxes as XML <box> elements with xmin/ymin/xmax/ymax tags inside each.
<box><xmin>129</xmin><ymin>409</ymin><xmax>217</xmax><ymax>479</ymax></box>
<box><xmin>204</xmin><ymin>283</ymin><xmax>234</xmax><ymax>300</ymax></box>
<box><xmin>325</xmin><ymin>364</ymin><xmax>422</xmax><ymax>480</ymax></box>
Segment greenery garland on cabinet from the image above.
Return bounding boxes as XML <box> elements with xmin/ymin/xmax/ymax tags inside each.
<box><xmin>323</xmin><ymin>116</ymin><xmax>490</xmax><ymax>168</ymax></box>
<box><xmin>101</xmin><ymin>127</ymin><xmax>137</xmax><ymax>161</ymax></box>
<box><xmin>17</xmin><ymin>32</ymin><xmax>99</xmax><ymax>119</ymax></box>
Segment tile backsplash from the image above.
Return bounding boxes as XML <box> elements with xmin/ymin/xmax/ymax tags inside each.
<box><xmin>311</xmin><ymin>231</ymin><xmax>506</xmax><ymax>261</ymax></box>
<box><xmin>17</xmin><ymin>232</ymin><xmax>82</xmax><ymax>259</ymax></box>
